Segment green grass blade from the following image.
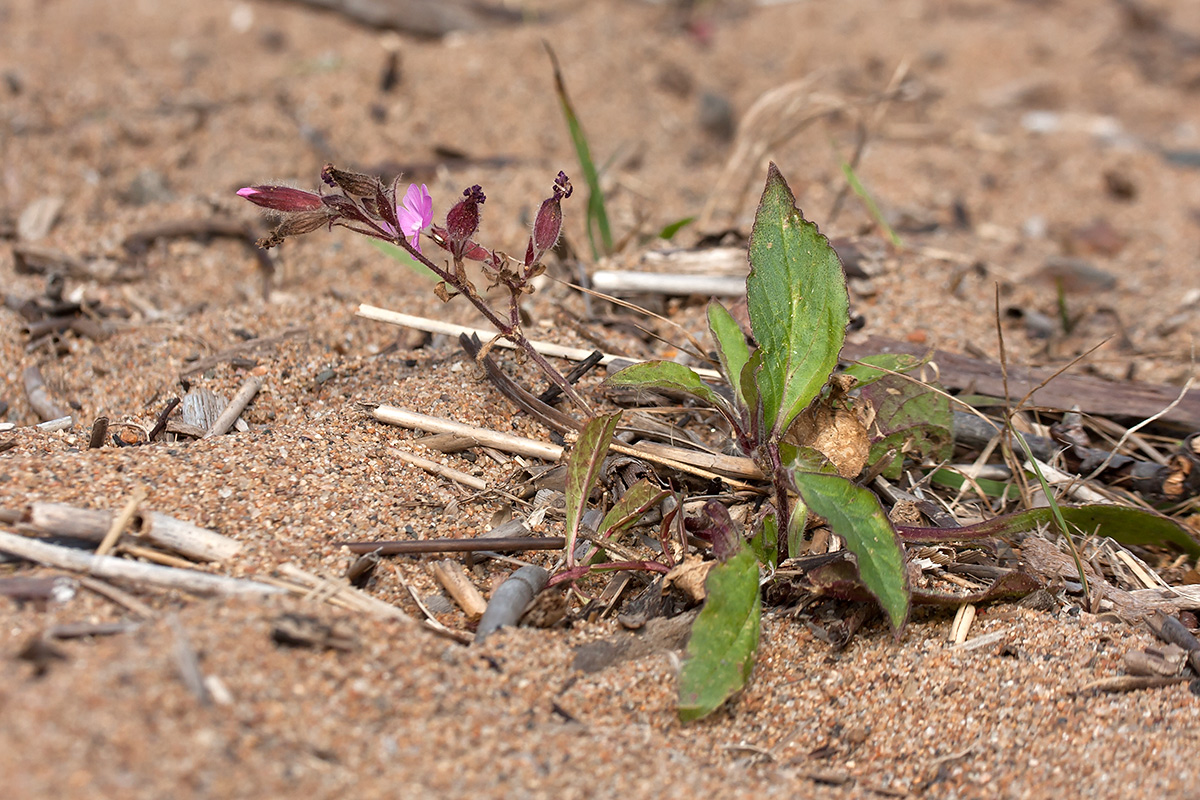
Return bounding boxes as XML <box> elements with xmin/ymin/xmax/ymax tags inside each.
<box><xmin>564</xmin><ymin>413</ymin><xmax>621</xmax><ymax>567</ymax></box>
<box><xmin>841</xmin><ymin>160</ymin><xmax>900</xmax><ymax>247</ymax></box>
<box><xmin>747</xmin><ymin>163</ymin><xmax>849</xmax><ymax>440</ymax></box>
<box><xmin>678</xmin><ymin>548</ymin><xmax>762</xmax><ymax>722</ymax></box>
<box><xmin>545</xmin><ymin>43</ymin><xmax>612</xmax><ymax>258</ymax></box>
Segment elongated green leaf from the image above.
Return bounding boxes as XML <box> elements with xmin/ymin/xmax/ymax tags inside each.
<box><xmin>861</xmin><ymin>374</ymin><xmax>953</xmax><ymax>480</ymax></box>
<box><xmin>564</xmin><ymin>413</ymin><xmax>621</xmax><ymax>567</ymax></box>
<box><xmin>368</xmin><ymin>239</ymin><xmax>436</xmax><ymax>281</ymax></box>
<box><xmin>929</xmin><ymin>467</ymin><xmax>1021</xmax><ymax>501</ymax></box>
<box><xmin>747</xmin><ymin>163</ymin><xmax>849</xmax><ymax>439</ymax></box>
<box><xmin>658</xmin><ymin>216</ymin><xmax>695</xmax><ymax>240</ymax></box>
<box><xmin>679</xmin><ymin>548</ymin><xmax>761</xmax><ymax>722</ymax></box>
<box><xmin>546</xmin><ymin>44</ymin><xmax>611</xmax><ymax>258</ymax></box>
<box><xmin>604</xmin><ymin>361</ymin><xmax>732</xmax><ymax>416</ymax></box>
<box><xmin>707</xmin><ymin>301</ymin><xmax>751</xmax><ymax>412</ymax></box>
<box><xmin>598</xmin><ymin>478</ymin><xmax>669</xmax><ymax>539</ymax></box>
<box><xmin>897</xmin><ymin>505</ymin><xmax>1200</xmax><ymax>557</ymax></box>
<box><xmin>791</xmin><ymin>471</ymin><xmax>910</xmax><ymax>630</ymax></box>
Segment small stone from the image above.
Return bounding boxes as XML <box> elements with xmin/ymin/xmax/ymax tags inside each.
<box><xmin>17</xmin><ymin>196</ymin><xmax>64</xmax><ymax>241</ymax></box>
<box><xmin>1032</xmin><ymin>257</ymin><xmax>1117</xmax><ymax>294</ymax></box>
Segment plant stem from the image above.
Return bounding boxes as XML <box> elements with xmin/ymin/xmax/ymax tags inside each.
<box><xmin>394</xmin><ymin>235</ymin><xmax>593</xmax><ymax>413</ymax></box>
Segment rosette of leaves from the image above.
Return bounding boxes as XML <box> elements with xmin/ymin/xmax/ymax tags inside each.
<box><xmin>604</xmin><ymin>164</ymin><xmax>910</xmax><ymax>720</ymax></box>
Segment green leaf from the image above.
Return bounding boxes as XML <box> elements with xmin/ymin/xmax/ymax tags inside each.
<box><xmin>791</xmin><ymin>471</ymin><xmax>910</xmax><ymax>630</ymax></box>
<box><xmin>604</xmin><ymin>361</ymin><xmax>732</xmax><ymax>416</ymax></box>
<box><xmin>929</xmin><ymin>467</ymin><xmax>1021</xmax><ymax>501</ymax></box>
<box><xmin>707</xmin><ymin>301</ymin><xmax>751</xmax><ymax>412</ymax></box>
<box><xmin>368</xmin><ymin>239</ymin><xmax>437</xmax><ymax>281</ymax></box>
<box><xmin>841</xmin><ymin>353</ymin><xmax>926</xmax><ymax>389</ymax></box>
<box><xmin>564</xmin><ymin>413</ymin><xmax>621</xmax><ymax>567</ymax></box>
<box><xmin>747</xmin><ymin>163</ymin><xmax>849</xmax><ymax>440</ymax></box>
<box><xmin>678</xmin><ymin>548</ymin><xmax>762</xmax><ymax>723</ymax></box>
<box><xmin>897</xmin><ymin>505</ymin><xmax>1200</xmax><ymax>557</ymax></box>
<box><xmin>860</xmin><ymin>374</ymin><xmax>953</xmax><ymax>480</ymax></box>
<box><xmin>598</xmin><ymin>478</ymin><xmax>669</xmax><ymax>540</ymax></box>
<box><xmin>749</xmin><ymin>510</ymin><xmax>779</xmax><ymax>568</ymax></box>
<box><xmin>658</xmin><ymin>216</ymin><xmax>695</xmax><ymax>240</ymax></box>
<box><xmin>546</xmin><ymin>44</ymin><xmax>612</xmax><ymax>258</ymax></box>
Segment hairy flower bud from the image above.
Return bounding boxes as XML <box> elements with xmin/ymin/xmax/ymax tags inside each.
<box><xmin>532</xmin><ymin>171</ymin><xmax>572</xmax><ymax>254</ymax></box>
<box><xmin>321</xmin><ymin>164</ymin><xmax>379</xmax><ymax>198</ymax></box>
<box><xmin>445</xmin><ymin>185</ymin><xmax>486</xmax><ymax>257</ymax></box>
<box><xmin>237</xmin><ymin>185</ymin><xmax>324</xmax><ymax>212</ymax></box>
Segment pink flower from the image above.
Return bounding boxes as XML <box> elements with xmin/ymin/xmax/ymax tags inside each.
<box><xmin>397</xmin><ymin>184</ymin><xmax>433</xmax><ymax>253</ymax></box>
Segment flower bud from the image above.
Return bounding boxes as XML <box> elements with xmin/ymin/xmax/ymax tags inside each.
<box><xmin>237</xmin><ymin>185</ymin><xmax>324</xmax><ymax>212</ymax></box>
<box><xmin>533</xmin><ymin>172</ymin><xmax>572</xmax><ymax>253</ymax></box>
<box><xmin>445</xmin><ymin>185</ymin><xmax>486</xmax><ymax>256</ymax></box>
<box><xmin>321</xmin><ymin>164</ymin><xmax>379</xmax><ymax>198</ymax></box>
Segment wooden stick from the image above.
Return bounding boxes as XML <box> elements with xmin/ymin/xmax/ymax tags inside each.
<box><xmin>27</xmin><ymin>501</ymin><xmax>241</xmax><ymax>562</ymax></box>
<box><xmin>357</xmin><ymin>305</ymin><xmax>722</xmax><ymax>379</ymax></box>
<box><xmin>95</xmin><ymin>488</ymin><xmax>147</xmax><ymax>557</ymax></box>
<box><xmin>590</xmin><ymin>271</ymin><xmax>747</xmax><ymax>297</ymax></box>
<box><xmin>372</xmin><ymin>405</ymin><xmax>564</xmax><ymax>461</ymax></box>
<box><xmin>204</xmin><ymin>375</ymin><xmax>263</xmax><ymax>438</ymax></box>
<box><xmin>76</xmin><ymin>575</ymin><xmax>156</xmax><ymax>619</ymax></box>
<box><xmin>373</xmin><ymin>404</ymin><xmax>760</xmax><ymax>489</ymax></box>
<box><xmin>0</xmin><ymin>530</ymin><xmax>282</xmax><ymax>596</ymax></box>
<box><xmin>390</xmin><ymin>447</ymin><xmax>487</xmax><ymax>491</ymax></box>
<box><xmin>277</xmin><ymin>563</ymin><xmax>413</xmax><ymax>623</ymax></box>
<box><xmin>37</xmin><ymin>416</ymin><xmax>74</xmax><ymax>433</ymax></box>
<box><xmin>429</xmin><ymin>559</ymin><xmax>488</xmax><ymax>619</ymax></box>
<box><xmin>627</xmin><ymin>440</ymin><xmax>763</xmax><ymax>480</ymax></box>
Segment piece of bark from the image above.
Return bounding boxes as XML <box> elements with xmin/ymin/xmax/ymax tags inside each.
<box><xmin>0</xmin><ymin>575</ymin><xmax>76</xmax><ymax>603</ymax></box>
<box><xmin>88</xmin><ymin>417</ymin><xmax>109</xmax><ymax>449</ymax></box>
<box><xmin>25</xmin><ymin>502</ymin><xmax>241</xmax><ymax>562</ymax></box>
<box><xmin>429</xmin><ymin>559</ymin><xmax>488</xmax><ymax>619</ymax></box>
<box><xmin>1124</xmin><ymin>645</ymin><xmax>1188</xmax><ymax>677</ymax></box>
<box><xmin>841</xmin><ymin>334</ymin><xmax>1200</xmax><ymax>430</ymax></box>
<box><xmin>1146</xmin><ymin>611</ymin><xmax>1200</xmax><ymax>675</ymax></box>
<box><xmin>46</xmin><ymin>621</ymin><xmax>139</xmax><ymax>639</ymax></box>
<box><xmin>0</xmin><ymin>531</ymin><xmax>281</xmax><ymax>596</ymax></box>
<box><xmin>474</xmin><ymin>565</ymin><xmax>548</xmax><ymax>643</ymax></box>
<box><xmin>181</xmin><ymin>387</ymin><xmax>224</xmax><ymax>431</ymax></box>
<box><xmin>274</xmin><ymin>0</ymin><xmax>523</xmax><ymax>37</ymax></box>
<box><xmin>22</xmin><ymin>365</ymin><xmax>68</xmax><ymax>422</ymax></box>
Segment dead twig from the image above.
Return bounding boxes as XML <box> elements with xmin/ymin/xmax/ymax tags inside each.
<box><xmin>0</xmin><ymin>530</ymin><xmax>281</xmax><ymax>596</ymax></box>
<box><xmin>203</xmin><ymin>375</ymin><xmax>263</xmax><ymax>437</ymax></box>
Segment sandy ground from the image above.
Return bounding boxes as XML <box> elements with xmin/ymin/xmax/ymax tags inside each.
<box><xmin>2</xmin><ymin>0</ymin><xmax>1200</xmax><ymax>797</ymax></box>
